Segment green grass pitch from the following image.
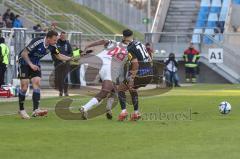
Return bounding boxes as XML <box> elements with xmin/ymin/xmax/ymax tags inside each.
<box><xmin>0</xmin><ymin>84</ymin><xmax>240</xmax><ymax>159</ymax></box>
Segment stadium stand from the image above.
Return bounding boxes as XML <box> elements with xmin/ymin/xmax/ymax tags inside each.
<box><xmin>192</xmin><ymin>0</ymin><xmax>233</xmax><ymax>44</ymax></box>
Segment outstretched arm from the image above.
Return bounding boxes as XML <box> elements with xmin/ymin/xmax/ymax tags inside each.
<box><xmin>54</xmin><ymin>53</ymin><xmax>72</xmax><ymax>61</ymax></box>
<box><xmin>84</xmin><ymin>40</ymin><xmax>109</xmax><ymax>50</ymax></box>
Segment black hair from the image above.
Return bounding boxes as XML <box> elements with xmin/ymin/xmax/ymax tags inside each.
<box><xmin>61</xmin><ymin>31</ymin><xmax>66</xmax><ymax>34</ymax></box>
<box><xmin>122</xmin><ymin>29</ymin><xmax>133</xmax><ymax>37</ymax></box>
<box><xmin>46</xmin><ymin>30</ymin><xmax>58</xmax><ymax>38</ymax></box>
<box><xmin>145</xmin><ymin>42</ymin><xmax>150</xmax><ymax>46</ymax></box>
<box><xmin>169</xmin><ymin>53</ymin><xmax>175</xmax><ymax>58</ymax></box>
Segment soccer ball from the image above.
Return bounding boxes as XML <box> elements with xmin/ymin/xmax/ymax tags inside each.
<box><xmin>219</xmin><ymin>101</ymin><xmax>231</xmax><ymax>114</ymax></box>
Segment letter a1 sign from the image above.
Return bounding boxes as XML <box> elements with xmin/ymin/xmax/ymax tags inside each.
<box><xmin>208</xmin><ymin>48</ymin><xmax>223</xmax><ymax>63</ymax></box>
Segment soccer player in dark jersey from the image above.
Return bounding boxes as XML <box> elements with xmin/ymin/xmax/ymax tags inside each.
<box><xmin>18</xmin><ymin>30</ymin><xmax>72</xmax><ymax>119</ymax></box>
<box><xmin>118</xmin><ymin>29</ymin><xmax>153</xmax><ymax>121</ymax></box>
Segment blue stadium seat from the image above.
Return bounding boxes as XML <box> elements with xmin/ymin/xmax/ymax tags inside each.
<box><xmin>204</xmin><ymin>28</ymin><xmax>214</xmax><ymax>34</ymax></box>
<box><xmin>197</xmin><ymin>13</ymin><xmax>208</xmax><ymax>21</ymax></box>
<box><xmin>208</xmin><ymin>13</ymin><xmax>218</xmax><ymax>21</ymax></box>
<box><xmin>201</xmin><ymin>0</ymin><xmax>211</xmax><ymax>7</ymax></box>
<box><xmin>207</xmin><ymin>21</ymin><xmax>217</xmax><ymax>27</ymax></box>
<box><xmin>194</xmin><ymin>28</ymin><xmax>203</xmax><ymax>34</ymax></box>
<box><xmin>199</xmin><ymin>6</ymin><xmax>210</xmax><ymax>13</ymax></box>
<box><xmin>233</xmin><ymin>0</ymin><xmax>240</xmax><ymax>4</ymax></box>
<box><xmin>210</xmin><ymin>7</ymin><xmax>221</xmax><ymax>13</ymax></box>
<box><xmin>196</xmin><ymin>20</ymin><xmax>206</xmax><ymax>27</ymax></box>
<box><xmin>211</xmin><ymin>0</ymin><xmax>222</xmax><ymax>7</ymax></box>
<box><xmin>192</xmin><ymin>29</ymin><xmax>203</xmax><ymax>43</ymax></box>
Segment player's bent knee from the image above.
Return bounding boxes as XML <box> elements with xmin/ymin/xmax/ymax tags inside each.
<box><xmin>96</xmin><ymin>90</ymin><xmax>110</xmax><ymax>101</ymax></box>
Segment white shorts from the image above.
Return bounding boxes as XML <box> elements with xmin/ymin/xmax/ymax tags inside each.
<box><xmin>99</xmin><ymin>62</ymin><xmax>122</xmax><ymax>83</ymax></box>
<box><xmin>99</xmin><ymin>63</ymin><xmax>112</xmax><ymax>81</ymax></box>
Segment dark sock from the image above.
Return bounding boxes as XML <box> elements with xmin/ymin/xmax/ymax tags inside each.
<box><xmin>130</xmin><ymin>91</ymin><xmax>139</xmax><ymax>111</ymax></box>
<box><xmin>19</xmin><ymin>90</ymin><xmax>27</xmax><ymax>111</ymax></box>
<box><xmin>32</xmin><ymin>89</ymin><xmax>41</xmax><ymax>111</ymax></box>
<box><xmin>118</xmin><ymin>91</ymin><xmax>126</xmax><ymax>110</ymax></box>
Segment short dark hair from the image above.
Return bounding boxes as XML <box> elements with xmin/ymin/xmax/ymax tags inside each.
<box><xmin>145</xmin><ymin>42</ymin><xmax>150</xmax><ymax>46</ymax></box>
<box><xmin>123</xmin><ymin>29</ymin><xmax>133</xmax><ymax>37</ymax></box>
<box><xmin>61</xmin><ymin>31</ymin><xmax>66</xmax><ymax>34</ymax></box>
<box><xmin>46</xmin><ymin>30</ymin><xmax>58</xmax><ymax>38</ymax></box>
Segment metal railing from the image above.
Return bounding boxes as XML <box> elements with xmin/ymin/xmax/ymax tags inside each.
<box><xmin>4</xmin><ymin>0</ymin><xmax>104</xmax><ymax>35</ymax></box>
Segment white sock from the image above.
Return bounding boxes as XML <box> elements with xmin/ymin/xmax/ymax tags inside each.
<box><xmin>134</xmin><ymin>110</ymin><xmax>139</xmax><ymax>114</ymax></box>
<box><xmin>83</xmin><ymin>98</ymin><xmax>99</xmax><ymax>111</ymax></box>
<box><xmin>106</xmin><ymin>97</ymin><xmax>114</xmax><ymax>110</ymax></box>
<box><xmin>121</xmin><ymin>109</ymin><xmax>127</xmax><ymax>113</ymax></box>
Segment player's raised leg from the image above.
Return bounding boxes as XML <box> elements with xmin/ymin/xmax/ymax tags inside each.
<box><xmin>80</xmin><ymin>80</ymin><xmax>114</xmax><ymax>120</ymax></box>
<box><xmin>105</xmin><ymin>90</ymin><xmax>116</xmax><ymax>120</ymax></box>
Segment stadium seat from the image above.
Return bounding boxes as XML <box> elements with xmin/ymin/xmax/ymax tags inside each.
<box><xmin>233</xmin><ymin>0</ymin><xmax>240</xmax><ymax>4</ymax></box>
<box><xmin>200</xmin><ymin>0</ymin><xmax>211</xmax><ymax>7</ymax></box>
<box><xmin>208</xmin><ymin>13</ymin><xmax>219</xmax><ymax>21</ymax></box>
<box><xmin>204</xmin><ymin>28</ymin><xmax>215</xmax><ymax>35</ymax></box>
<box><xmin>210</xmin><ymin>7</ymin><xmax>221</xmax><ymax>13</ymax></box>
<box><xmin>192</xmin><ymin>29</ymin><xmax>203</xmax><ymax>43</ymax></box>
<box><xmin>196</xmin><ymin>20</ymin><xmax>206</xmax><ymax>27</ymax></box>
<box><xmin>207</xmin><ymin>21</ymin><xmax>217</xmax><ymax>27</ymax></box>
<box><xmin>194</xmin><ymin>28</ymin><xmax>203</xmax><ymax>34</ymax></box>
<box><xmin>199</xmin><ymin>6</ymin><xmax>210</xmax><ymax>13</ymax></box>
<box><xmin>197</xmin><ymin>13</ymin><xmax>208</xmax><ymax>21</ymax></box>
<box><xmin>211</xmin><ymin>0</ymin><xmax>222</xmax><ymax>7</ymax></box>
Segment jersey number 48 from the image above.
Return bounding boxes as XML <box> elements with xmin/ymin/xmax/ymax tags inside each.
<box><xmin>107</xmin><ymin>46</ymin><xmax>128</xmax><ymax>61</ymax></box>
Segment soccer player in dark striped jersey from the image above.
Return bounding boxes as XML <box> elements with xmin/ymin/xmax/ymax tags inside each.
<box><xmin>118</xmin><ymin>29</ymin><xmax>153</xmax><ymax>121</ymax></box>
<box><xmin>18</xmin><ymin>30</ymin><xmax>72</xmax><ymax>119</ymax></box>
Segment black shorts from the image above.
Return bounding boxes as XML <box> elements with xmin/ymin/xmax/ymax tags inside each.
<box><xmin>18</xmin><ymin>64</ymin><xmax>41</xmax><ymax>79</ymax></box>
<box><xmin>124</xmin><ymin>75</ymin><xmax>153</xmax><ymax>89</ymax></box>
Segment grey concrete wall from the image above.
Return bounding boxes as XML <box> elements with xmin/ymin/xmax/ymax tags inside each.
<box><xmin>153</xmin><ymin>61</ymin><xmax>230</xmax><ymax>84</ymax></box>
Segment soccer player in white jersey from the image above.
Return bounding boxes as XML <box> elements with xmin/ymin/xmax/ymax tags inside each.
<box><xmin>79</xmin><ymin>39</ymin><xmax>128</xmax><ymax>120</ymax></box>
